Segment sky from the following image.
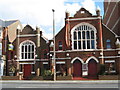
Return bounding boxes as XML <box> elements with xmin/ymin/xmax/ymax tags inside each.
<box><xmin>0</xmin><ymin>0</ymin><xmax>104</xmax><ymax>40</ymax></box>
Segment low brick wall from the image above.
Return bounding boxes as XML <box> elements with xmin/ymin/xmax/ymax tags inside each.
<box><xmin>57</xmin><ymin>76</ymin><xmax>72</xmax><ymax>80</ymax></box>
<box><xmin>1</xmin><ymin>76</ymin><xmax>19</xmax><ymax>80</ymax></box>
<box><xmin>27</xmin><ymin>76</ymin><xmax>43</xmax><ymax>80</ymax></box>
<box><xmin>99</xmin><ymin>75</ymin><xmax>118</xmax><ymax>80</ymax></box>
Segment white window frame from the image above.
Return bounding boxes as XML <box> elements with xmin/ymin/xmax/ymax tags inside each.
<box><xmin>71</xmin><ymin>22</ymin><xmax>97</xmax><ymax>50</ymax></box>
<box><xmin>19</xmin><ymin>40</ymin><xmax>36</xmax><ymax>60</ymax></box>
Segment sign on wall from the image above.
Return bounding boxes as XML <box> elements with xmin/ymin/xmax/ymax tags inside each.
<box><xmin>82</xmin><ymin>63</ymin><xmax>88</xmax><ymax>70</ymax></box>
<box><xmin>82</xmin><ymin>63</ymin><xmax>88</xmax><ymax>76</ymax></box>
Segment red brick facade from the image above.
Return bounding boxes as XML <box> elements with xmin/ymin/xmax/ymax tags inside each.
<box><xmin>2</xmin><ymin>7</ymin><xmax>120</xmax><ymax>79</ymax></box>
<box><xmin>49</xmin><ymin>8</ymin><xmax>119</xmax><ymax>79</ymax></box>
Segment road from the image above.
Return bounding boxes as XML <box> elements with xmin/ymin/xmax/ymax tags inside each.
<box><xmin>0</xmin><ymin>80</ymin><xmax>119</xmax><ymax>89</ymax></box>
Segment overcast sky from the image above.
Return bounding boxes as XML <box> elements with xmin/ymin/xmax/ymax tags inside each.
<box><xmin>0</xmin><ymin>0</ymin><xmax>104</xmax><ymax>39</ymax></box>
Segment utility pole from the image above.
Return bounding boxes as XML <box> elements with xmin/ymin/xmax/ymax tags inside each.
<box><xmin>52</xmin><ymin>9</ymin><xmax>56</xmax><ymax>81</ymax></box>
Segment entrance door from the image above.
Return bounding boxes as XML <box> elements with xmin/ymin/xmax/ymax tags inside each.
<box><xmin>88</xmin><ymin>59</ymin><xmax>97</xmax><ymax>78</ymax></box>
<box><xmin>73</xmin><ymin>59</ymin><xmax>82</xmax><ymax>77</ymax></box>
<box><xmin>23</xmin><ymin>64</ymin><xmax>31</xmax><ymax>78</ymax></box>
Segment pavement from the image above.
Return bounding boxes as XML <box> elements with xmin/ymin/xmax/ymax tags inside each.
<box><xmin>0</xmin><ymin>80</ymin><xmax>119</xmax><ymax>89</ymax></box>
<box><xmin>0</xmin><ymin>80</ymin><xmax>119</xmax><ymax>83</ymax></box>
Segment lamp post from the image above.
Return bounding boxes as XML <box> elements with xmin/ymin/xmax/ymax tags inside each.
<box><xmin>52</xmin><ymin>9</ymin><xmax>56</xmax><ymax>81</ymax></box>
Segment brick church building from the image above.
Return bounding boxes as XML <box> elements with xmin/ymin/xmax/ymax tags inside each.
<box><xmin>2</xmin><ymin>24</ymin><xmax>50</xmax><ymax>78</ymax></box>
<box><xmin>49</xmin><ymin>8</ymin><xmax>120</xmax><ymax>79</ymax></box>
<box><xmin>2</xmin><ymin>7</ymin><xmax>120</xmax><ymax>79</ymax></box>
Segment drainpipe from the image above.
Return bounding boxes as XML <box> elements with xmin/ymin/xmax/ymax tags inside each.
<box><xmin>16</xmin><ymin>26</ymin><xmax>21</xmax><ymax>76</ymax></box>
<box><xmin>99</xmin><ymin>18</ymin><xmax>104</xmax><ymax>64</ymax></box>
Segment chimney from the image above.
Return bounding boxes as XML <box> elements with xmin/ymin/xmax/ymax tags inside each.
<box><xmin>65</xmin><ymin>11</ymin><xmax>70</xmax><ymax>19</ymax></box>
<box><xmin>96</xmin><ymin>9</ymin><xmax>100</xmax><ymax>16</ymax></box>
<box><xmin>40</xmin><ymin>31</ymin><xmax>42</xmax><ymax>36</ymax></box>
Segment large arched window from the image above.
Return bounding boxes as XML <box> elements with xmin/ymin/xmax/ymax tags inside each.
<box><xmin>71</xmin><ymin>23</ymin><xmax>97</xmax><ymax>50</ymax></box>
<box><xmin>20</xmin><ymin>40</ymin><xmax>35</xmax><ymax>60</ymax></box>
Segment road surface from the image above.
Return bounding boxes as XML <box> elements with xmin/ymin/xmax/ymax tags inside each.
<box><xmin>0</xmin><ymin>80</ymin><xmax>119</xmax><ymax>89</ymax></box>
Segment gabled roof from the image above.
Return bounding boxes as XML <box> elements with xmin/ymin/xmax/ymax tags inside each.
<box><xmin>20</xmin><ymin>24</ymin><xmax>36</xmax><ymax>35</ymax></box>
<box><xmin>20</xmin><ymin>24</ymin><xmax>49</xmax><ymax>43</ymax></box>
<box><xmin>0</xmin><ymin>19</ymin><xmax>21</xmax><ymax>28</ymax></box>
<box><xmin>42</xmin><ymin>36</ymin><xmax>49</xmax><ymax>43</ymax></box>
<box><xmin>7</xmin><ymin>20</ymin><xmax>22</xmax><ymax>42</ymax></box>
<box><xmin>102</xmin><ymin>23</ymin><xmax>118</xmax><ymax>37</ymax></box>
<box><xmin>74</xmin><ymin>8</ymin><xmax>92</xmax><ymax>18</ymax></box>
<box><xmin>4</xmin><ymin>20</ymin><xmax>18</xmax><ymax>27</ymax></box>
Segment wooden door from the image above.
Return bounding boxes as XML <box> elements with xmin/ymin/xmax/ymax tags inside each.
<box><xmin>23</xmin><ymin>64</ymin><xmax>31</xmax><ymax>78</ymax></box>
<box><xmin>88</xmin><ymin>59</ymin><xmax>97</xmax><ymax>78</ymax></box>
<box><xmin>73</xmin><ymin>60</ymin><xmax>82</xmax><ymax>77</ymax></box>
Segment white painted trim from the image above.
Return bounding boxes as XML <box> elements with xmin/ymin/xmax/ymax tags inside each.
<box><xmin>50</xmin><ymin>48</ymin><xmax>120</xmax><ymax>53</ymax></box>
<box><xmin>17</xmin><ymin>34</ymin><xmax>37</xmax><ymax>37</ymax></box>
<box><xmin>43</xmin><ymin>62</ymin><xmax>48</xmax><ymax>64</ymax></box>
<box><xmin>71</xmin><ymin>57</ymin><xmax>84</xmax><ymax>64</ymax></box>
<box><xmin>56</xmin><ymin>61</ymin><xmax>65</xmax><ymax>64</ymax></box>
<box><xmin>19</xmin><ymin>72</ymin><xmax>23</xmax><ymax>74</ymax></box>
<box><xmin>66</xmin><ymin>17</ymin><xmax>101</xmax><ymax>21</ymax></box>
<box><xmin>105</xmin><ymin>60</ymin><xmax>115</xmax><ymax>63</ymax></box>
<box><xmin>105</xmin><ymin>70</ymin><xmax>116</xmax><ymax>73</ymax></box>
<box><xmin>31</xmin><ymin>72</ymin><xmax>35</xmax><ymax>74</ymax></box>
<box><xmin>19</xmin><ymin>62</ymin><xmax>35</xmax><ymax>64</ymax></box>
<box><xmin>17</xmin><ymin>59</ymin><xmax>35</xmax><ymax>61</ymax></box>
<box><xmin>55</xmin><ymin>57</ymin><xmax>71</xmax><ymax>60</ymax></box>
<box><xmin>18</xmin><ymin>34</ymin><xmax>49</xmax><ymax>43</ymax></box>
<box><xmin>99</xmin><ymin>56</ymin><xmax>119</xmax><ymax>59</ymax></box>
<box><xmin>19</xmin><ymin>40</ymin><xmax>36</xmax><ymax>60</ymax></box>
<box><xmin>86</xmin><ymin>56</ymin><xmax>99</xmax><ymax>64</ymax></box>
<box><xmin>71</xmin><ymin>22</ymin><xmax>97</xmax><ymax>50</ymax></box>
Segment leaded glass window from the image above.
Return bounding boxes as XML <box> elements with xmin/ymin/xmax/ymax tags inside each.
<box><xmin>72</xmin><ymin>23</ymin><xmax>96</xmax><ymax>50</ymax></box>
<box><xmin>20</xmin><ymin>41</ymin><xmax>35</xmax><ymax>59</ymax></box>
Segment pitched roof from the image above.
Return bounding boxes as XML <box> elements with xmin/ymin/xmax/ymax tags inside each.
<box><xmin>20</xmin><ymin>24</ymin><xmax>36</xmax><ymax>35</ymax></box>
<box><xmin>74</xmin><ymin>8</ymin><xmax>92</xmax><ymax>18</ymax></box>
<box><xmin>4</xmin><ymin>20</ymin><xmax>18</xmax><ymax>27</ymax></box>
<box><xmin>7</xmin><ymin>20</ymin><xmax>22</xmax><ymax>42</ymax></box>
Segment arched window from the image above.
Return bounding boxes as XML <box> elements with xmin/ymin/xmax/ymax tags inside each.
<box><xmin>72</xmin><ymin>23</ymin><xmax>96</xmax><ymax>50</ymax></box>
<box><xmin>106</xmin><ymin>39</ymin><xmax>111</xmax><ymax>49</ymax></box>
<box><xmin>58</xmin><ymin>41</ymin><xmax>63</xmax><ymax>50</ymax></box>
<box><xmin>20</xmin><ymin>41</ymin><xmax>35</xmax><ymax>60</ymax></box>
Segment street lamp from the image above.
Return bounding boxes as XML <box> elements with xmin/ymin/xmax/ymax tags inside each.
<box><xmin>52</xmin><ymin>9</ymin><xmax>56</xmax><ymax>81</ymax></box>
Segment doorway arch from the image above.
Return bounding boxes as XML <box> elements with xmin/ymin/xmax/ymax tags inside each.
<box><xmin>86</xmin><ymin>57</ymin><xmax>98</xmax><ymax>78</ymax></box>
<box><xmin>71</xmin><ymin>57</ymin><xmax>83</xmax><ymax>77</ymax></box>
